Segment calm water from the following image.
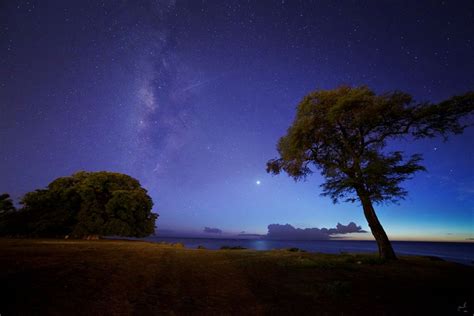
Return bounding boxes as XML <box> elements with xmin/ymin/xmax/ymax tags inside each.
<box><xmin>144</xmin><ymin>236</ymin><xmax>474</xmax><ymax>265</ymax></box>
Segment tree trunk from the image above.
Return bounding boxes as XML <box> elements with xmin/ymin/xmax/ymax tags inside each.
<box><xmin>358</xmin><ymin>193</ymin><xmax>397</xmax><ymax>260</ymax></box>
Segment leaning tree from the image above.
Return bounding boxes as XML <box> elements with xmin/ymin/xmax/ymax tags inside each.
<box><xmin>267</xmin><ymin>86</ymin><xmax>473</xmax><ymax>260</ymax></box>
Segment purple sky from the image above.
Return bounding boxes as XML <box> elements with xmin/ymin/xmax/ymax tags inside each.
<box><xmin>1</xmin><ymin>0</ymin><xmax>473</xmax><ymax>241</ymax></box>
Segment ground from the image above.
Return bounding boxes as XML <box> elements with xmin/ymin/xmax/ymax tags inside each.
<box><xmin>0</xmin><ymin>239</ymin><xmax>472</xmax><ymax>315</ymax></box>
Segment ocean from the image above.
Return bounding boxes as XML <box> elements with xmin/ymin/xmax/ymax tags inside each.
<box><xmin>144</xmin><ymin>236</ymin><xmax>474</xmax><ymax>265</ymax></box>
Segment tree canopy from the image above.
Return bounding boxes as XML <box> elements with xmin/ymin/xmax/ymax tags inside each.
<box><xmin>267</xmin><ymin>86</ymin><xmax>474</xmax><ymax>259</ymax></box>
<box><xmin>0</xmin><ymin>171</ymin><xmax>157</xmax><ymax>238</ymax></box>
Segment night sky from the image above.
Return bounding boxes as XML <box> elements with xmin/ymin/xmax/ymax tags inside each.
<box><xmin>1</xmin><ymin>0</ymin><xmax>473</xmax><ymax>241</ymax></box>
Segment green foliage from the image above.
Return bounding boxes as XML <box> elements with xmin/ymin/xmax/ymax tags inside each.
<box><xmin>0</xmin><ymin>171</ymin><xmax>157</xmax><ymax>238</ymax></box>
<box><xmin>267</xmin><ymin>86</ymin><xmax>474</xmax><ymax>204</ymax></box>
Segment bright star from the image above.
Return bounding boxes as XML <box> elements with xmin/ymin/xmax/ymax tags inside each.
<box><xmin>256</xmin><ymin>180</ymin><xmax>261</xmax><ymax>185</ymax></box>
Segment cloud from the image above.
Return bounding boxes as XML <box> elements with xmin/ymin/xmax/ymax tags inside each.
<box><xmin>265</xmin><ymin>222</ymin><xmax>367</xmax><ymax>240</ymax></box>
<box><xmin>329</xmin><ymin>222</ymin><xmax>366</xmax><ymax>234</ymax></box>
<box><xmin>203</xmin><ymin>227</ymin><xmax>222</xmax><ymax>234</ymax></box>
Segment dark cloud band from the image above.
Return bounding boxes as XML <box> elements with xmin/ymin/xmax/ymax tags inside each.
<box><xmin>265</xmin><ymin>222</ymin><xmax>366</xmax><ymax>240</ymax></box>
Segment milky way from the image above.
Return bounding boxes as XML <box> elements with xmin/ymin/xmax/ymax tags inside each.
<box><xmin>1</xmin><ymin>0</ymin><xmax>473</xmax><ymax>240</ymax></box>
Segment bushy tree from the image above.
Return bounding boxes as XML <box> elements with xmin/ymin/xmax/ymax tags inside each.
<box><xmin>71</xmin><ymin>172</ymin><xmax>156</xmax><ymax>237</ymax></box>
<box><xmin>0</xmin><ymin>171</ymin><xmax>157</xmax><ymax>238</ymax></box>
<box><xmin>267</xmin><ymin>86</ymin><xmax>473</xmax><ymax>260</ymax></box>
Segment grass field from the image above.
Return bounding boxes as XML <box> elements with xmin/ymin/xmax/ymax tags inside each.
<box><xmin>0</xmin><ymin>238</ymin><xmax>472</xmax><ymax>315</ymax></box>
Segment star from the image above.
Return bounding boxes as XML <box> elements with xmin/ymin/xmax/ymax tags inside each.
<box><xmin>256</xmin><ymin>180</ymin><xmax>261</xmax><ymax>185</ymax></box>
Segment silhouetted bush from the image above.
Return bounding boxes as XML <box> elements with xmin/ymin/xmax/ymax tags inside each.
<box><xmin>220</xmin><ymin>245</ymin><xmax>246</xmax><ymax>250</ymax></box>
<box><xmin>287</xmin><ymin>247</ymin><xmax>306</xmax><ymax>252</ymax></box>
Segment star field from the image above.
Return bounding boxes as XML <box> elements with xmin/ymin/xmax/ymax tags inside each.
<box><xmin>1</xmin><ymin>0</ymin><xmax>473</xmax><ymax>240</ymax></box>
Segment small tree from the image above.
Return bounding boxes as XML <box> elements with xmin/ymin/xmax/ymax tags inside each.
<box><xmin>267</xmin><ymin>86</ymin><xmax>473</xmax><ymax>260</ymax></box>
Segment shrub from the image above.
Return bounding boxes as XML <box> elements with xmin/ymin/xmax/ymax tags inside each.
<box><xmin>220</xmin><ymin>245</ymin><xmax>246</xmax><ymax>250</ymax></box>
